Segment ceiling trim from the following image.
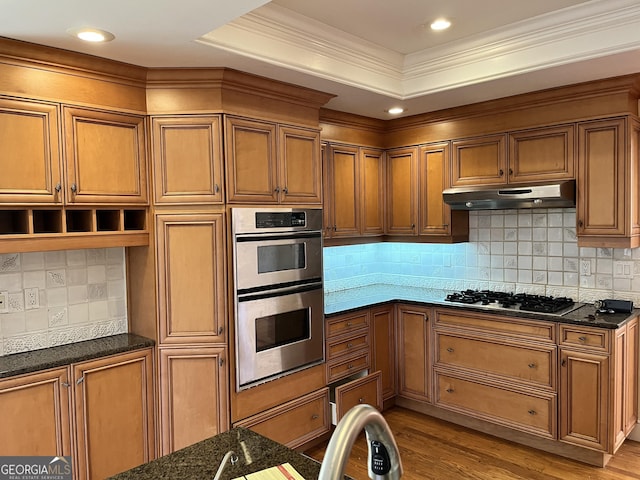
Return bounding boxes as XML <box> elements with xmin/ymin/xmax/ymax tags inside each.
<box><xmin>198</xmin><ymin>0</ymin><xmax>640</xmax><ymax>100</ymax></box>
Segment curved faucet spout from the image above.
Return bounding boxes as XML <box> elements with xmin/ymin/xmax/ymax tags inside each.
<box><xmin>318</xmin><ymin>404</ymin><xmax>403</xmax><ymax>480</ymax></box>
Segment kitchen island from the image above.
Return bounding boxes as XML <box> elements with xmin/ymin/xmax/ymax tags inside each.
<box><xmin>108</xmin><ymin>427</ymin><xmax>349</xmax><ymax>480</ymax></box>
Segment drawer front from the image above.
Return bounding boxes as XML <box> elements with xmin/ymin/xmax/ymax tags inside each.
<box><xmin>435</xmin><ymin>372</ymin><xmax>556</xmax><ymax>438</ymax></box>
<box><xmin>326</xmin><ymin>311</ymin><xmax>369</xmax><ymax>338</ymax></box>
<box><xmin>435</xmin><ymin>309</ymin><xmax>556</xmax><ymax>342</ymax></box>
<box><xmin>327</xmin><ymin>351</ymin><xmax>370</xmax><ymax>383</ymax></box>
<box><xmin>435</xmin><ymin>333</ymin><xmax>556</xmax><ymax>389</ymax></box>
<box><xmin>327</xmin><ymin>331</ymin><xmax>370</xmax><ymax>361</ymax></box>
<box><xmin>334</xmin><ymin>371</ymin><xmax>382</xmax><ymax>423</ymax></box>
<box><xmin>234</xmin><ymin>388</ymin><xmax>330</xmax><ymax>449</ymax></box>
<box><xmin>559</xmin><ymin>325</ymin><xmax>610</xmax><ymax>352</ymax></box>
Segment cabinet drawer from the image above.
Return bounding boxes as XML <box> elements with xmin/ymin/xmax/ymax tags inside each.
<box><xmin>435</xmin><ymin>372</ymin><xmax>556</xmax><ymax>438</ymax></box>
<box><xmin>332</xmin><ymin>371</ymin><xmax>382</xmax><ymax>424</ymax></box>
<box><xmin>234</xmin><ymin>388</ymin><xmax>330</xmax><ymax>449</ymax></box>
<box><xmin>559</xmin><ymin>325</ymin><xmax>610</xmax><ymax>352</ymax></box>
<box><xmin>435</xmin><ymin>332</ymin><xmax>556</xmax><ymax>389</ymax></box>
<box><xmin>435</xmin><ymin>309</ymin><xmax>556</xmax><ymax>343</ymax></box>
<box><xmin>327</xmin><ymin>331</ymin><xmax>370</xmax><ymax>361</ymax></box>
<box><xmin>326</xmin><ymin>311</ymin><xmax>369</xmax><ymax>338</ymax></box>
<box><xmin>327</xmin><ymin>351</ymin><xmax>370</xmax><ymax>384</ymax></box>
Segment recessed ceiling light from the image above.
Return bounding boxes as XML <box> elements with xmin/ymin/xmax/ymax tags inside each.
<box><xmin>387</xmin><ymin>107</ymin><xmax>405</xmax><ymax>115</ymax></box>
<box><xmin>67</xmin><ymin>27</ymin><xmax>115</xmax><ymax>43</ymax></box>
<box><xmin>430</xmin><ymin>18</ymin><xmax>451</xmax><ymax>31</ymax></box>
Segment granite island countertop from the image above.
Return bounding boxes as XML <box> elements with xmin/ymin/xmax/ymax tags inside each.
<box><xmin>0</xmin><ymin>333</ymin><xmax>154</xmax><ymax>379</ymax></box>
<box><xmin>324</xmin><ymin>284</ymin><xmax>638</xmax><ymax>329</ymax></box>
<box><xmin>108</xmin><ymin>427</ymin><xmax>351</xmax><ymax>480</ymax></box>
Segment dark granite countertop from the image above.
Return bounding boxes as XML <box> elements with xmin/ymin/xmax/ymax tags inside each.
<box><xmin>0</xmin><ymin>333</ymin><xmax>155</xmax><ymax>379</ymax></box>
<box><xmin>324</xmin><ymin>285</ymin><xmax>638</xmax><ymax>329</ymax></box>
<box><xmin>108</xmin><ymin>427</ymin><xmax>350</xmax><ymax>480</ymax></box>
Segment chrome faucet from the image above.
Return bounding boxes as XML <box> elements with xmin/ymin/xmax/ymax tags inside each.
<box><xmin>212</xmin><ymin>450</ymin><xmax>238</xmax><ymax>480</ymax></box>
<box><xmin>318</xmin><ymin>404</ymin><xmax>403</xmax><ymax>480</ymax></box>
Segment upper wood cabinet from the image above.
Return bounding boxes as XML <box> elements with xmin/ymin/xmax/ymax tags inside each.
<box><xmin>386</xmin><ymin>146</ymin><xmax>418</xmax><ymax>235</ymax></box>
<box><xmin>577</xmin><ymin>117</ymin><xmax>640</xmax><ymax>247</ymax></box>
<box><xmin>155</xmin><ymin>212</ymin><xmax>227</xmax><ymax>345</ymax></box>
<box><xmin>0</xmin><ymin>97</ymin><xmax>63</xmax><ymax>204</ymax></box>
<box><xmin>151</xmin><ymin>115</ymin><xmax>223</xmax><ymax>205</ymax></box>
<box><xmin>225</xmin><ymin>116</ymin><xmax>321</xmax><ymax>204</ymax></box>
<box><xmin>323</xmin><ymin>143</ymin><xmax>384</xmax><ymax>239</ymax></box>
<box><xmin>63</xmin><ymin>106</ymin><xmax>148</xmax><ymax>205</ymax></box>
<box><xmin>451</xmin><ymin>125</ymin><xmax>574</xmax><ymax>187</ymax></box>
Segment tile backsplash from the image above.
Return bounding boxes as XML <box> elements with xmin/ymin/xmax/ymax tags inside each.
<box><xmin>0</xmin><ymin>248</ymin><xmax>128</xmax><ymax>356</ymax></box>
<box><xmin>324</xmin><ymin>208</ymin><xmax>640</xmax><ymax>304</ymax></box>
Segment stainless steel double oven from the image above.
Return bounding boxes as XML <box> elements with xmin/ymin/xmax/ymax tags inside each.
<box><xmin>232</xmin><ymin>208</ymin><xmax>324</xmax><ymax>390</ymax></box>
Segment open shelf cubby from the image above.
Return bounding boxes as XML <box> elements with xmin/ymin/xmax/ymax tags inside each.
<box><xmin>66</xmin><ymin>209</ymin><xmax>93</xmax><ymax>232</ymax></box>
<box><xmin>123</xmin><ymin>209</ymin><xmax>147</xmax><ymax>231</ymax></box>
<box><xmin>33</xmin><ymin>210</ymin><xmax>63</xmax><ymax>234</ymax></box>
<box><xmin>96</xmin><ymin>210</ymin><xmax>121</xmax><ymax>232</ymax></box>
<box><xmin>0</xmin><ymin>210</ymin><xmax>30</xmax><ymax>235</ymax></box>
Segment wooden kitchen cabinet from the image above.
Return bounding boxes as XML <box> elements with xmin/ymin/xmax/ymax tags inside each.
<box><xmin>155</xmin><ymin>212</ymin><xmax>227</xmax><ymax>345</ymax></box>
<box><xmin>63</xmin><ymin>106</ymin><xmax>148</xmax><ymax>205</ymax></box>
<box><xmin>323</xmin><ymin>144</ymin><xmax>385</xmax><ymax>239</ymax></box>
<box><xmin>397</xmin><ymin>305</ymin><xmax>430</xmax><ymax>403</ymax></box>
<box><xmin>451</xmin><ymin>134</ymin><xmax>507</xmax><ymax>186</ymax></box>
<box><xmin>150</xmin><ymin>115</ymin><xmax>224</xmax><ymax>204</ymax></box>
<box><xmin>371</xmin><ymin>305</ymin><xmax>396</xmax><ymax>402</ymax></box>
<box><xmin>386</xmin><ymin>146</ymin><xmax>418</xmax><ymax>235</ymax></box>
<box><xmin>225</xmin><ymin>116</ymin><xmax>321</xmax><ymax>204</ymax></box>
<box><xmin>158</xmin><ymin>346</ymin><xmax>229</xmax><ymax>455</ymax></box>
<box><xmin>577</xmin><ymin>117</ymin><xmax>640</xmax><ymax>247</ymax></box>
<box><xmin>0</xmin><ymin>96</ymin><xmax>62</xmax><ymax>204</ymax></box>
<box><xmin>0</xmin><ymin>367</ymin><xmax>71</xmax><ymax>456</ymax></box>
<box><xmin>325</xmin><ymin>309</ymin><xmax>371</xmax><ymax>384</ymax></box>
<box><xmin>73</xmin><ymin>348</ymin><xmax>155</xmax><ymax>480</ymax></box>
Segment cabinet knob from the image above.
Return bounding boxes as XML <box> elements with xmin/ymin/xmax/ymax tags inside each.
<box><xmin>311</xmin><ymin>414</ymin><xmax>319</xmax><ymax>420</ymax></box>
<box><xmin>347</xmin><ymin>343</ymin><xmax>353</xmax><ymax>348</ymax></box>
<box><xmin>446</xmin><ymin>388</ymin><xmax>454</xmax><ymax>394</ymax></box>
<box><xmin>358</xmin><ymin>397</ymin><xmax>365</xmax><ymax>403</ymax></box>
<box><xmin>509</xmin><ymin>168</ymin><xmax>513</xmax><ymax>175</ymax></box>
<box><xmin>446</xmin><ymin>347</ymin><xmax>454</xmax><ymax>353</ymax></box>
<box><xmin>411</xmin><ymin>223</ymin><xmax>415</xmax><ymax>229</ymax></box>
<box><xmin>283</xmin><ymin>187</ymin><xmax>288</xmax><ymax>194</ymax></box>
<box><xmin>274</xmin><ymin>186</ymin><xmax>280</xmax><ymax>193</ymax></box>
<box><xmin>333</xmin><ymin>225</ymin><xmax>337</xmax><ymax>231</ymax></box>
<box><xmin>346</xmin><ymin>322</ymin><xmax>352</xmax><ymax>327</ymax></box>
<box><xmin>347</xmin><ymin>363</ymin><xmax>353</xmax><ymax>369</ymax></box>
<box><xmin>219</xmin><ymin>357</ymin><xmax>225</xmax><ymax>366</ymax></box>
<box><xmin>55</xmin><ymin>183</ymin><xmax>62</xmax><ymax>193</ymax></box>
<box><xmin>76</xmin><ymin>377</ymin><xmax>84</xmax><ymax>385</ymax></box>
<box><xmin>578</xmin><ymin>220</ymin><xmax>584</xmax><ymax>228</ymax></box>
<box><xmin>214</xmin><ymin>184</ymin><xmax>220</xmax><ymax>194</ymax></box>
<box><xmin>528</xmin><ymin>410</ymin><xmax>537</xmax><ymax>416</ymax></box>
<box><xmin>561</xmin><ymin>359</ymin><xmax>567</xmax><ymax>367</ymax></box>
<box><xmin>578</xmin><ymin>336</ymin><xmax>587</xmax><ymax>342</ymax></box>
<box><xmin>71</xmin><ymin>183</ymin><xmax>78</xmax><ymax>194</ymax></box>
<box><xmin>61</xmin><ymin>382</ymin><xmax>70</xmax><ymax>388</ymax></box>
<box><xmin>528</xmin><ymin>363</ymin><xmax>536</xmax><ymax>369</ymax></box>
<box><xmin>499</xmin><ymin>169</ymin><xmax>504</xmax><ymax>176</ymax></box>
<box><xmin>218</xmin><ymin>326</ymin><xmax>224</xmax><ymax>335</ymax></box>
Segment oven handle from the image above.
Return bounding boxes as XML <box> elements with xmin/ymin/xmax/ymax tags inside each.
<box><xmin>234</xmin><ymin>231</ymin><xmax>321</xmax><ymax>242</ymax></box>
<box><xmin>237</xmin><ymin>281</ymin><xmax>323</xmax><ymax>302</ymax></box>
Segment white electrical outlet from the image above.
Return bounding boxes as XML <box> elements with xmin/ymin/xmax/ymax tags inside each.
<box><xmin>580</xmin><ymin>260</ymin><xmax>591</xmax><ymax>276</ymax></box>
<box><xmin>24</xmin><ymin>287</ymin><xmax>40</xmax><ymax>310</ymax></box>
<box><xmin>614</xmin><ymin>261</ymin><xmax>634</xmax><ymax>279</ymax></box>
<box><xmin>0</xmin><ymin>291</ymin><xmax>8</xmax><ymax>313</ymax></box>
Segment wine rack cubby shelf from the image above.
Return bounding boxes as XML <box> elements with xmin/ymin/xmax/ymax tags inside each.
<box><xmin>0</xmin><ymin>208</ymin><xmax>148</xmax><ymax>253</ymax></box>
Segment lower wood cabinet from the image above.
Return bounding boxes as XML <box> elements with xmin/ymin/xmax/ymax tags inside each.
<box><xmin>158</xmin><ymin>346</ymin><xmax>229</xmax><ymax>455</ymax></box>
<box><xmin>0</xmin><ymin>348</ymin><xmax>155</xmax><ymax>480</ymax></box>
<box><xmin>333</xmin><ymin>371</ymin><xmax>382</xmax><ymax>423</ymax></box>
<box><xmin>371</xmin><ymin>305</ymin><xmax>396</xmax><ymax>401</ymax></box>
<box><xmin>397</xmin><ymin>305</ymin><xmax>430</xmax><ymax>402</ymax></box>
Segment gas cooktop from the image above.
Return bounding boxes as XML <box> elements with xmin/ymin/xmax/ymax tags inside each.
<box><xmin>445</xmin><ymin>289</ymin><xmax>583</xmax><ymax>316</ymax></box>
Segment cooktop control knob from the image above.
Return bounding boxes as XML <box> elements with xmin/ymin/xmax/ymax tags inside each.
<box><xmin>370</xmin><ymin>440</ymin><xmax>391</xmax><ymax>475</ymax></box>
<box><xmin>465</xmin><ymin>201</ymin><xmax>473</xmax><ymax>208</ymax></box>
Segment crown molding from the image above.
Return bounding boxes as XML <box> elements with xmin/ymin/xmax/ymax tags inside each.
<box><xmin>198</xmin><ymin>0</ymin><xmax>640</xmax><ymax>100</ymax></box>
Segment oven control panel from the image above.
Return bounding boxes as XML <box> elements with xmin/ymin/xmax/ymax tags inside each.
<box><xmin>256</xmin><ymin>211</ymin><xmax>306</xmax><ymax>228</ymax></box>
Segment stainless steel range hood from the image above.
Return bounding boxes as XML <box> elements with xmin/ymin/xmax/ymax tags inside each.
<box><xmin>443</xmin><ymin>180</ymin><xmax>575</xmax><ymax>210</ymax></box>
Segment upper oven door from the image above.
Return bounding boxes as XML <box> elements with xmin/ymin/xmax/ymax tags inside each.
<box><xmin>234</xmin><ymin>232</ymin><xmax>322</xmax><ymax>292</ymax></box>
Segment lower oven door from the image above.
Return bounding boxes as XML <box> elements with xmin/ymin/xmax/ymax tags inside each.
<box><xmin>235</xmin><ymin>283</ymin><xmax>324</xmax><ymax>390</ymax></box>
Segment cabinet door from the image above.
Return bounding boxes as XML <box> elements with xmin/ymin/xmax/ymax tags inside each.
<box><xmin>577</xmin><ymin>118</ymin><xmax>626</xmax><ymax>237</ymax></box>
<box><xmin>279</xmin><ymin>125</ymin><xmax>322</xmax><ymax>204</ymax></box>
<box><xmin>73</xmin><ymin>349</ymin><xmax>155</xmax><ymax>480</ymax></box>
<box><xmin>225</xmin><ymin>116</ymin><xmax>278</xmax><ymax>203</ymax></box>
<box><xmin>371</xmin><ymin>305</ymin><xmax>396</xmax><ymax>401</ymax></box>
<box><xmin>559</xmin><ymin>349</ymin><xmax>609</xmax><ymax>452</ymax></box>
<box><xmin>451</xmin><ymin>134</ymin><xmax>507</xmax><ymax>186</ymax></box>
<box><xmin>624</xmin><ymin>318</ymin><xmax>638</xmax><ymax>435</ymax></box>
<box><xmin>0</xmin><ymin>367</ymin><xmax>71</xmax><ymax>456</ymax></box>
<box><xmin>508</xmin><ymin>125</ymin><xmax>574</xmax><ymax>183</ymax></box>
<box><xmin>326</xmin><ymin>144</ymin><xmax>360</xmax><ymax>237</ymax></box>
<box><xmin>361</xmin><ymin>148</ymin><xmax>385</xmax><ymax>235</ymax></box>
<box><xmin>419</xmin><ymin>142</ymin><xmax>451</xmax><ymax>236</ymax></box>
<box><xmin>386</xmin><ymin>147</ymin><xmax>418</xmax><ymax>235</ymax></box>
<box><xmin>63</xmin><ymin>106</ymin><xmax>147</xmax><ymax>204</ymax></box>
<box><xmin>0</xmin><ymin>97</ymin><xmax>62</xmax><ymax>204</ymax></box>
<box><xmin>156</xmin><ymin>213</ymin><xmax>226</xmax><ymax>344</ymax></box>
<box><xmin>151</xmin><ymin>115</ymin><xmax>224</xmax><ymax>204</ymax></box>
<box><xmin>159</xmin><ymin>347</ymin><xmax>229</xmax><ymax>455</ymax></box>
<box><xmin>397</xmin><ymin>305</ymin><xmax>430</xmax><ymax>402</ymax></box>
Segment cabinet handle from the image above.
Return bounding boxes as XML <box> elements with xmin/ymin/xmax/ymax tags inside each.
<box><xmin>499</xmin><ymin>169</ymin><xmax>504</xmax><ymax>176</ymax></box>
<box><xmin>55</xmin><ymin>183</ymin><xmax>62</xmax><ymax>193</ymax></box>
<box><xmin>347</xmin><ymin>343</ymin><xmax>353</xmax><ymax>348</ymax></box>
<box><xmin>70</xmin><ymin>183</ymin><xmax>78</xmax><ymax>194</ymax></box>
<box><xmin>311</xmin><ymin>414</ymin><xmax>319</xmax><ymax>420</ymax></box>
<box><xmin>61</xmin><ymin>382</ymin><xmax>70</xmax><ymax>388</ymax></box>
<box><xmin>446</xmin><ymin>347</ymin><xmax>454</xmax><ymax>353</ymax></box>
<box><xmin>358</xmin><ymin>397</ymin><xmax>365</xmax><ymax>403</ymax></box>
<box><xmin>528</xmin><ymin>410</ymin><xmax>537</xmax><ymax>416</ymax></box>
<box><xmin>218</xmin><ymin>326</ymin><xmax>224</xmax><ymax>335</ymax></box>
<box><xmin>274</xmin><ymin>186</ymin><xmax>280</xmax><ymax>193</ymax></box>
<box><xmin>509</xmin><ymin>168</ymin><xmax>513</xmax><ymax>175</ymax></box>
<box><xmin>333</xmin><ymin>225</ymin><xmax>337</xmax><ymax>231</ymax></box>
<box><xmin>446</xmin><ymin>388</ymin><xmax>454</xmax><ymax>394</ymax></box>
<box><xmin>578</xmin><ymin>336</ymin><xmax>587</xmax><ymax>342</ymax></box>
<box><xmin>578</xmin><ymin>220</ymin><xmax>584</xmax><ymax>228</ymax></box>
<box><xmin>214</xmin><ymin>184</ymin><xmax>220</xmax><ymax>193</ymax></box>
<box><xmin>219</xmin><ymin>357</ymin><xmax>225</xmax><ymax>366</ymax></box>
<box><xmin>347</xmin><ymin>363</ymin><xmax>353</xmax><ymax>369</ymax></box>
<box><xmin>528</xmin><ymin>363</ymin><xmax>536</xmax><ymax>369</ymax></box>
<box><xmin>283</xmin><ymin>187</ymin><xmax>288</xmax><ymax>194</ymax></box>
<box><xmin>561</xmin><ymin>359</ymin><xmax>567</xmax><ymax>367</ymax></box>
<box><xmin>76</xmin><ymin>377</ymin><xmax>84</xmax><ymax>385</ymax></box>
<box><xmin>411</xmin><ymin>223</ymin><xmax>415</xmax><ymax>229</ymax></box>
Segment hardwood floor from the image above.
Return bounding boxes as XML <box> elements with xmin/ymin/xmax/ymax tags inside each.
<box><xmin>305</xmin><ymin>407</ymin><xmax>640</xmax><ymax>479</ymax></box>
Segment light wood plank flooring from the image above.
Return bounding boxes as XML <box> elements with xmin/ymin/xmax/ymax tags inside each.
<box><xmin>305</xmin><ymin>407</ymin><xmax>640</xmax><ymax>479</ymax></box>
